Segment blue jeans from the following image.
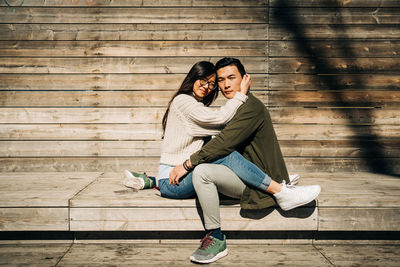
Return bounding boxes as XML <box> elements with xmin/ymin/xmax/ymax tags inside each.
<box><xmin>158</xmin><ymin>151</ymin><xmax>271</xmax><ymax>199</ymax></box>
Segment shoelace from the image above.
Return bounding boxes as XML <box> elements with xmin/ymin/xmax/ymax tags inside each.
<box><xmin>199</xmin><ymin>234</ymin><xmax>215</xmax><ymax>250</ymax></box>
<box><xmin>282</xmin><ymin>180</ymin><xmax>294</xmax><ymax>189</ymax></box>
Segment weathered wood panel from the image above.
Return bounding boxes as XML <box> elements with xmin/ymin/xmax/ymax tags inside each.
<box><xmin>0</xmin><ymin>107</ymin><xmax>397</xmax><ymax>124</ymax></box>
<box><xmin>0</xmin><ymin>0</ymin><xmax>268</xmax><ymax>7</ymax></box>
<box><xmin>269</xmin><ymin>40</ymin><xmax>400</xmax><ymax>57</ymax></box>
<box><xmin>0</xmin><ymin>124</ymin><xmax>162</xmax><ymax>141</ymax></box>
<box><xmin>270</xmin><ymin>8</ymin><xmax>400</xmax><ymax>25</ymax></box>
<box><xmin>0</xmin><ymin>24</ymin><xmax>269</xmax><ymax>41</ymax></box>
<box><xmin>0</xmin><ymin>41</ymin><xmax>268</xmax><ymax>57</ymax></box>
<box><xmin>70</xmin><ymin>207</ymin><xmax>316</xmax><ymax>231</ymax></box>
<box><xmin>268</xmin><ymin>74</ymin><xmax>400</xmax><ymax>91</ymax></box>
<box><xmin>270</xmin><ymin>25</ymin><xmax>400</xmax><ymax>40</ymax></box>
<box><xmin>1</xmin><ymin>124</ymin><xmax>399</xmax><ymax>141</ymax></box>
<box><xmin>270</xmin><ymin>0</ymin><xmax>400</xmax><ymax>7</ymax></box>
<box><xmin>268</xmin><ymin>90</ymin><xmax>400</xmax><ymax>107</ymax></box>
<box><xmin>0</xmin><ymin>57</ymin><xmax>268</xmax><ymax>75</ymax></box>
<box><xmin>1</xmin><ymin>157</ymin><xmax>399</xmax><ymax>173</ymax></box>
<box><xmin>0</xmin><ymin>7</ymin><xmax>268</xmax><ymax>23</ymax></box>
<box><xmin>319</xmin><ymin>208</ymin><xmax>400</xmax><ymax>231</ymax></box>
<box><xmin>0</xmin><ymin>74</ymin><xmax>268</xmax><ymax>90</ymax></box>
<box><xmin>270</xmin><ymin>58</ymin><xmax>400</xmax><ymax>73</ymax></box>
<box><xmin>0</xmin><ymin>208</ymin><xmax>69</xmax><ymax>231</ymax></box>
<box><xmin>2</xmin><ymin>140</ymin><xmax>399</xmax><ymax>158</ymax></box>
<box><xmin>0</xmin><ymin>91</ymin><xmax>268</xmax><ymax>107</ymax></box>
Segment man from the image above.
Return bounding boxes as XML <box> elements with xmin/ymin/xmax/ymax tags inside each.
<box><xmin>169</xmin><ymin>58</ymin><xmax>321</xmax><ymax>264</ymax></box>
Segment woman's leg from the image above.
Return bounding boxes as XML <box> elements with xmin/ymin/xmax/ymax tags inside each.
<box><xmin>211</xmin><ymin>151</ymin><xmax>273</xmax><ymax>191</ymax></box>
<box><xmin>158</xmin><ymin>171</ymin><xmax>196</xmax><ymax>199</ymax></box>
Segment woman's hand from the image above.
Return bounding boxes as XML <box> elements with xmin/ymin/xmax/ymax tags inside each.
<box><xmin>169</xmin><ymin>164</ymin><xmax>188</xmax><ymax>185</ymax></box>
<box><xmin>240</xmin><ymin>74</ymin><xmax>251</xmax><ymax>95</ymax></box>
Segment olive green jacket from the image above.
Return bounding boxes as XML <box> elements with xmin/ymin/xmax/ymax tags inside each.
<box><xmin>190</xmin><ymin>93</ymin><xmax>289</xmax><ymax>209</ymax></box>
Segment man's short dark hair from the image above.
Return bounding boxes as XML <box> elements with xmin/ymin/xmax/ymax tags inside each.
<box><xmin>215</xmin><ymin>57</ymin><xmax>246</xmax><ymax>77</ymax></box>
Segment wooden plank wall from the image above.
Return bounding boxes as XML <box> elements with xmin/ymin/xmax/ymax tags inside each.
<box><xmin>0</xmin><ymin>0</ymin><xmax>399</xmax><ymax>174</ymax></box>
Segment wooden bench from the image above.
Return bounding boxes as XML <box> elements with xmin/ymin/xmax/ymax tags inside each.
<box><xmin>1</xmin><ymin>171</ymin><xmax>399</xmax><ymax>233</ymax></box>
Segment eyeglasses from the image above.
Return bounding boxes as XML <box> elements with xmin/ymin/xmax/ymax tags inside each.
<box><xmin>199</xmin><ymin>79</ymin><xmax>216</xmax><ymax>90</ymax></box>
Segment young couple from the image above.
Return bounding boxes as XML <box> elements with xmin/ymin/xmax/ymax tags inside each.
<box><xmin>124</xmin><ymin>58</ymin><xmax>321</xmax><ymax>264</ymax></box>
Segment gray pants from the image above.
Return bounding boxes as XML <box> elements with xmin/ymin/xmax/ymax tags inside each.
<box><xmin>193</xmin><ymin>164</ymin><xmax>246</xmax><ymax>230</ymax></box>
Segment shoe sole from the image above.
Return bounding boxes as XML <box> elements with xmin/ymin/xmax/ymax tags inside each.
<box><xmin>123</xmin><ymin>170</ymin><xmax>143</xmax><ymax>190</ymax></box>
<box><xmin>190</xmin><ymin>248</ymin><xmax>228</xmax><ymax>264</ymax></box>
<box><xmin>281</xmin><ymin>185</ymin><xmax>321</xmax><ymax>211</ymax></box>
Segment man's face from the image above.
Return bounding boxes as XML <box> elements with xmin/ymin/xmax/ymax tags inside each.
<box><xmin>216</xmin><ymin>65</ymin><xmax>242</xmax><ymax>99</ymax></box>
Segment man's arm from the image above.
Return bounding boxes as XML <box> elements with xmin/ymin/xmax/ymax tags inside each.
<box><xmin>168</xmin><ymin>95</ymin><xmax>264</xmax><ymax>185</ymax></box>
<box><xmin>190</xmin><ymin>99</ymin><xmax>264</xmax><ymax>166</ymax></box>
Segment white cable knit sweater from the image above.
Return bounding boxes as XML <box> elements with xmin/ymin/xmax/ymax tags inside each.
<box><xmin>160</xmin><ymin>92</ymin><xmax>248</xmax><ymax>166</ymax></box>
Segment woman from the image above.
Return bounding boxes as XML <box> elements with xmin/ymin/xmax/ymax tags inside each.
<box><xmin>124</xmin><ymin>61</ymin><xmax>299</xmax><ymax>198</ymax></box>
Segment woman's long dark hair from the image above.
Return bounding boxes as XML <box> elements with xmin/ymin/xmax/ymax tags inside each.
<box><xmin>162</xmin><ymin>61</ymin><xmax>218</xmax><ymax>136</ymax></box>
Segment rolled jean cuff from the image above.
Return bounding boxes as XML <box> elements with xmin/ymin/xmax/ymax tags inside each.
<box><xmin>258</xmin><ymin>175</ymin><xmax>272</xmax><ymax>191</ymax></box>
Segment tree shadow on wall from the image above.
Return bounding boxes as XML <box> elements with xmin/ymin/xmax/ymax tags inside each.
<box><xmin>271</xmin><ymin>0</ymin><xmax>399</xmax><ymax>177</ymax></box>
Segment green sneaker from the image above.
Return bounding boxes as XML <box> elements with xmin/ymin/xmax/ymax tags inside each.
<box><xmin>190</xmin><ymin>233</ymin><xmax>228</xmax><ymax>264</ymax></box>
<box><xmin>123</xmin><ymin>170</ymin><xmax>155</xmax><ymax>190</ymax></box>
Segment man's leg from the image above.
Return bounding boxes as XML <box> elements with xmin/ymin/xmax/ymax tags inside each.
<box><xmin>190</xmin><ymin>164</ymin><xmax>245</xmax><ymax>264</ymax></box>
<box><xmin>211</xmin><ymin>151</ymin><xmax>321</xmax><ymax>211</ymax></box>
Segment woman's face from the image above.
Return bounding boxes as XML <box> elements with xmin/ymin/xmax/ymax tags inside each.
<box><xmin>192</xmin><ymin>73</ymin><xmax>216</xmax><ymax>99</ymax></box>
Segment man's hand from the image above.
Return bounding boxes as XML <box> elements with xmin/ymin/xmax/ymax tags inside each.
<box><xmin>240</xmin><ymin>74</ymin><xmax>251</xmax><ymax>95</ymax></box>
<box><xmin>169</xmin><ymin>164</ymin><xmax>188</xmax><ymax>185</ymax></box>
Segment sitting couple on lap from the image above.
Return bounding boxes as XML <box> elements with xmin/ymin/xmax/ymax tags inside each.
<box><xmin>124</xmin><ymin>58</ymin><xmax>321</xmax><ymax>264</ymax></box>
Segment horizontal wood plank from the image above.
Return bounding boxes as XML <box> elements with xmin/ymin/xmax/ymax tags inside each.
<box><xmin>268</xmin><ymin>74</ymin><xmax>400</xmax><ymax>91</ymax></box>
<box><xmin>0</xmin><ymin>91</ymin><xmax>268</xmax><ymax>107</ymax></box>
<box><xmin>1</xmin><ymin>124</ymin><xmax>399</xmax><ymax>141</ymax></box>
<box><xmin>0</xmin><ymin>208</ymin><xmax>69</xmax><ymax>231</ymax></box>
<box><xmin>1</xmin><ymin>140</ymin><xmax>398</xmax><ymax>158</ymax></box>
<box><xmin>0</xmin><ymin>74</ymin><xmax>268</xmax><ymax>90</ymax></box>
<box><xmin>1</xmin><ymin>107</ymin><xmax>397</xmax><ymax>124</ymax></box>
<box><xmin>270</xmin><ymin>58</ymin><xmax>400</xmax><ymax>74</ymax></box>
<box><xmin>268</xmin><ymin>90</ymin><xmax>400</xmax><ymax>107</ymax></box>
<box><xmin>270</xmin><ymin>8</ymin><xmax>400</xmax><ymax>25</ymax></box>
<box><xmin>0</xmin><ymin>124</ymin><xmax>163</xmax><ymax>141</ymax></box>
<box><xmin>319</xmin><ymin>208</ymin><xmax>400</xmax><ymax>231</ymax></box>
<box><xmin>1</xmin><ymin>157</ymin><xmax>399</xmax><ymax>173</ymax></box>
<box><xmin>270</xmin><ymin>25</ymin><xmax>400</xmax><ymax>40</ymax></box>
<box><xmin>0</xmin><ymin>0</ymin><xmax>268</xmax><ymax>7</ymax></box>
<box><xmin>0</xmin><ymin>41</ymin><xmax>267</xmax><ymax>57</ymax></box>
<box><xmin>270</xmin><ymin>0</ymin><xmax>400</xmax><ymax>7</ymax></box>
<box><xmin>0</xmin><ymin>23</ymin><xmax>269</xmax><ymax>41</ymax></box>
<box><xmin>0</xmin><ymin>7</ymin><xmax>268</xmax><ymax>24</ymax></box>
<box><xmin>269</xmin><ymin>40</ymin><xmax>400</xmax><ymax>57</ymax></box>
<box><xmin>0</xmin><ymin>57</ymin><xmax>268</xmax><ymax>75</ymax></box>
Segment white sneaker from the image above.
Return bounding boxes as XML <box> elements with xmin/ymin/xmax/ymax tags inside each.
<box><xmin>273</xmin><ymin>182</ymin><xmax>321</xmax><ymax>211</ymax></box>
<box><xmin>123</xmin><ymin>170</ymin><xmax>145</xmax><ymax>190</ymax></box>
<box><xmin>289</xmin><ymin>174</ymin><xmax>300</xmax><ymax>185</ymax></box>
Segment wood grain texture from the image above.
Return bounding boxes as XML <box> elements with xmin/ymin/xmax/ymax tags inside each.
<box><xmin>0</xmin><ymin>208</ymin><xmax>69</xmax><ymax>231</ymax></box>
<box><xmin>0</xmin><ymin>23</ymin><xmax>269</xmax><ymax>41</ymax></box>
<box><xmin>269</xmin><ymin>40</ymin><xmax>400</xmax><ymax>57</ymax></box>
<box><xmin>0</xmin><ymin>0</ymin><xmax>268</xmax><ymax>7</ymax></box>
<box><xmin>0</xmin><ymin>41</ymin><xmax>268</xmax><ymax>57</ymax></box>
<box><xmin>319</xmin><ymin>208</ymin><xmax>400</xmax><ymax>231</ymax></box>
<box><xmin>0</xmin><ymin>107</ymin><xmax>397</xmax><ymax>124</ymax></box>
<box><xmin>270</xmin><ymin>0</ymin><xmax>400</xmax><ymax>7</ymax></box>
<box><xmin>0</xmin><ymin>7</ymin><xmax>268</xmax><ymax>23</ymax></box>
<box><xmin>269</xmin><ymin>58</ymin><xmax>400</xmax><ymax>74</ymax></box>
<box><xmin>0</xmin><ymin>57</ymin><xmax>268</xmax><ymax>74</ymax></box>
<box><xmin>270</xmin><ymin>25</ymin><xmax>400</xmax><ymax>40</ymax></box>
<box><xmin>1</xmin><ymin>158</ymin><xmax>399</xmax><ymax>173</ymax></box>
<box><xmin>1</xmin><ymin>124</ymin><xmax>398</xmax><ymax>141</ymax></box>
<box><xmin>268</xmin><ymin>74</ymin><xmax>400</xmax><ymax>91</ymax></box>
<box><xmin>2</xmin><ymin>140</ymin><xmax>399</xmax><ymax>157</ymax></box>
<box><xmin>270</xmin><ymin>8</ymin><xmax>400</xmax><ymax>25</ymax></box>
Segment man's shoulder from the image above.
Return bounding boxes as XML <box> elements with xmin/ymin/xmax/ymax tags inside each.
<box><xmin>240</xmin><ymin>93</ymin><xmax>265</xmax><ymax>114</ymax></box>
